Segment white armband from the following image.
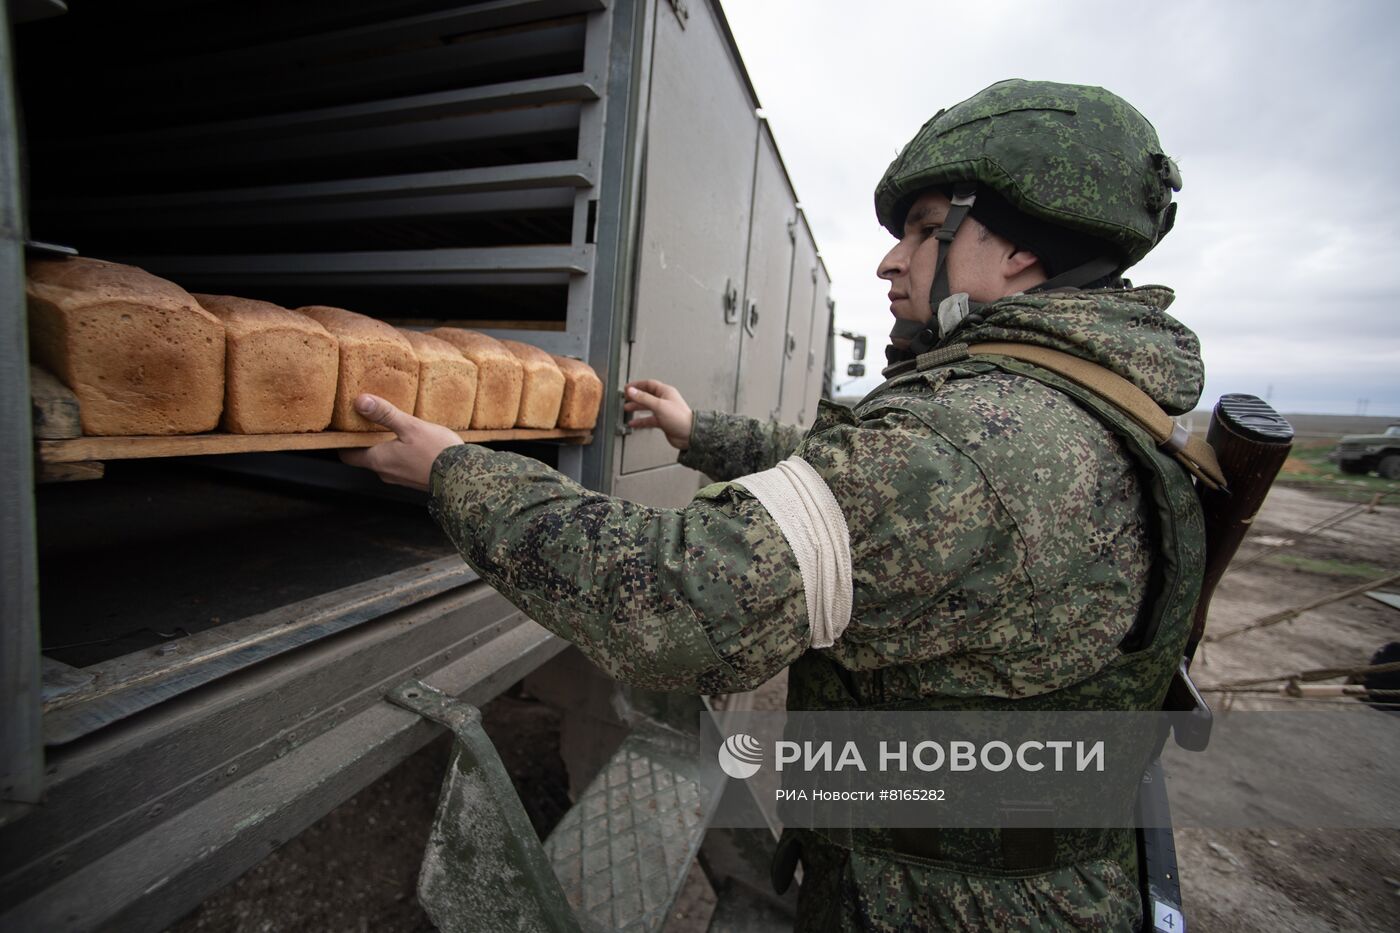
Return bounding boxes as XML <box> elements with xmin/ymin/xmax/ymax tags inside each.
<box><xmin>733</xmin><ymin>456</ymin><xmax>852</xmax><ymax>648</ymax></box>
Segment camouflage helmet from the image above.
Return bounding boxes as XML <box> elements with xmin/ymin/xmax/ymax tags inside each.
<box><xmin>874</xmin><ymin>79</ymin><xmax>1182</xmax><ymax>269</ymax></box>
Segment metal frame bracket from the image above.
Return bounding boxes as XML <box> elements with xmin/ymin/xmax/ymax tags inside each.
<box><xmin>386</xmin><ymin>680</ymin><xmax>582</xmax><ymax>933</ymax></box>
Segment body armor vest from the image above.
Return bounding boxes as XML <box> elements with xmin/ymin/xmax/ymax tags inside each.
<box><xmin>780</xmin><ymin>350</ymin><xmax>1206</xmax><ymax>882</ymax></box>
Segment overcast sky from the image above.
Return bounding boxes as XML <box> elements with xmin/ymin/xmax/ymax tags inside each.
<box><xmin>716</xmin><ymin>0</ymin><xmax>1400</xmax><ymax>416</ymax></box>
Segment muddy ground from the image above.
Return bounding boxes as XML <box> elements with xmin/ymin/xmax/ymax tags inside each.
<box><xmin>167</xmin><ymin>483</ymin><xmax>1399</xmax><ymax>932</ymax></box>
<box><xmin>1172</xmin><ymin>484</ymin><xmax>1399</xmax><ymax>933</ymax></box>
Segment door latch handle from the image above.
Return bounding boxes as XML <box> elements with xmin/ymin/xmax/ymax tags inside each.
<box><xmin>722</xmin><ymin>280</ymin><xmax>740</xmax><ymax>325</ymax></box>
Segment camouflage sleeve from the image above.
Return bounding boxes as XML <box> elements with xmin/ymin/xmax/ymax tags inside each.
<box><xmin>790</xmin><ymin>403</ymin><xmax>1020</xmax><ymax>682</ymax></box>
<box><xmin>427</xmin><ymin>444</ymin><xmax>809</xmax><ymax>693</ymax></box>
<box><xmin>676</xmin><ymin>409</ymin><xmax>808</xmax><ymax>481</ymax></box>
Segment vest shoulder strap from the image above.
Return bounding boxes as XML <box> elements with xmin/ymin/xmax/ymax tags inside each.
<box><xmin>967</xmin><ymin>342</ymin><xmax>1226</xmax><ymax>490</ymax></box>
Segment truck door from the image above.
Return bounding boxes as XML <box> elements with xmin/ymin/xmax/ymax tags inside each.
<box><xmin>776</xmin><ymin>210</ymin><xmax>819</xmax><ymax>427</ymax></box>
<box><xmin>805</xmin><ymin>261</ymin><xmax>834</xmax><ymax>405</ymax></box>
<box><xmin>620</xmin><ymin>0</ymin><xmax>759</xmax><ymax>478</ymax></box>
<box><xmin>732</xmin><ymin>122</ymin><xmax>797</xmax><ymax>421</ymax></box>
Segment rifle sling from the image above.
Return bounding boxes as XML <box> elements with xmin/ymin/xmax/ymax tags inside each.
<box><xmin>964</xmin><ymin>342</ymin><xmax>1227</xmax><ymax>491</ymax></box>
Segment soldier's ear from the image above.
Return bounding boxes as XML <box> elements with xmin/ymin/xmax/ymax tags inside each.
<box><xmin>1004</xmin><ymin>246</ymin><xmax>1043</xmax><ymax>279</ymax></box>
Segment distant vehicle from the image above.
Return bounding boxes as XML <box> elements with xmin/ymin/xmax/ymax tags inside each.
<box><xmin>1329</xmin><ymin>424</ymin><xmax>1400</xmax><ymax>478</ymax></box>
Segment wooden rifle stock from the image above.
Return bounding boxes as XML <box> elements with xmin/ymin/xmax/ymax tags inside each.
<box><xmin>1167</xmin><ymin>394</ymin><xmax>1293</xmax><ymax>750</ymax></box>
<box><xmin>1190</xmin><ymin>395</ymin><xmax>1295</xmax><ymax>659</ymax></box>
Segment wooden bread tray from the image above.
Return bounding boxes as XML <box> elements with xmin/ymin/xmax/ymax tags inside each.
<box><xmin>31</xmin><ymin>364</ymin><xmax>593</xmax><ymax>478</ymax></box>
<box><xmin>37</xmin><ymin>427</ymin><xmax>593</xmax><ymax>464</ymax></box>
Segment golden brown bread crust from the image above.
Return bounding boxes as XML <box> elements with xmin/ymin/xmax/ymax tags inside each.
<box><xmin>427</xmin><ymin>328</ymin><xmax>523</xmax><ymax>429</ymax></box>
<box><xmin>500</xmin><ymin>339</ymin><xmax>564</xmax><ymax>429</ymax></box>
<box><xmin>297</xmin><ymin>305</ymin><xmax>417</xmax><ymax>432</ymax></box>
<box><xmin>550</xmin><ymin>354</ymin><xmax>604</xmax><ymax>430</ymax></box>
<box><xmin>195</xmin><ymin>294</ymin><xmax>338</xmax><ymax>434</ymax></box>
<box><xmin>398</xmin><ymin>329</ymin><xmax>479</xmax><ymax>430</ymax></box>
<box><xmin>26</xmin><ymin>256</ymin><xmax>225</xmax><ymax>436</ymax></box>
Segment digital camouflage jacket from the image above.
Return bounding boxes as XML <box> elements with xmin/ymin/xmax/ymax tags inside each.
<box><xmin>428</xmin><ymin>285</ymin><xmax>1207</xmax><ymax>931</ymax></box>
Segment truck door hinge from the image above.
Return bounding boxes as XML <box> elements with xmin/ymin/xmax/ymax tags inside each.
<box><xmin>668</xmin><ymin>0</ymin><xmax>689</xmax><ymax>28</ymax></box>
<box><xmin>615</xmin><ymin>388</ymin><xmax>633</xmax><ymax>437</ymax></box>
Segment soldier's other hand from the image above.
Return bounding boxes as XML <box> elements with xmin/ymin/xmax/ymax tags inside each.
<box><xmin>338</xmin><ymin>394</ymin><xmax>462</xmax><ymax>491</ymax></box>
<box><xmin>624</xmin><ymin>379</ymin><xmax>693</xmax><ymax>450</ymax></box>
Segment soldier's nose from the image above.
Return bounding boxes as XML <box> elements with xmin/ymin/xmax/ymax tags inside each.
<box><xmin>878</xmin><ymin>245</ymin><xmax>907</xmax><ymax>279</ymax></box>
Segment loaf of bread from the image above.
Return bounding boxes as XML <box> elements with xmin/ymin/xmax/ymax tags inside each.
<box><xmin>499</xmin><ymin>340</ymin><xmax>564</xmax><ymax>429</ymax></box>
<box><xmin>26</xmin><ymin>256</ymin><xmax>225</xmax><ymax>436</ymax></box>
<box><xmin>550</xmin><ymin>355</ymin><xmax>603</xmax><ymax>430</ymax></box>
<box><xmin>297</xmin><ymin>305</ymin><xmax>417</xmax><ymax>431</ymax></box>
<box><xmin>398</xmin><ymin>329</ymin><xmax>478</xmax><ymax>430</ymax></box>
<box><xmin>194</xmin><ymin>294</ymin><xmax>338</xmax><ymax>434</ymax></box>
<box><xmin>427</xmin><ymin>328</ymin><xmax>522</xmax><ymax>429</ymax></box>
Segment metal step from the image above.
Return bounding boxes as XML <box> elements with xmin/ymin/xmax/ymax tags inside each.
<box><xmin>543</xmin><ymin>721</ymin><xmax>722</xmax><ymax>932</ymax></box>
<box><xmin>389</xmin><ymin>681</ymin><xmax>732</xmax><ymax>933</ymax></box>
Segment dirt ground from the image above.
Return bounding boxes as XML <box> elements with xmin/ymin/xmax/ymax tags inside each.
<box><xmin>164</xmin><ymin>692</ymin><xmax>570</xmax><ymax>933</ymax></box>
<box><xmin>1172</xmin><ymin>484</ymin><xmax>1400</xmax><ymax>933</ymax></box>
<box><xmin>167</xmin><ymin>483</ymin><xmax>1398</xmax><ymax>932</ymax></box>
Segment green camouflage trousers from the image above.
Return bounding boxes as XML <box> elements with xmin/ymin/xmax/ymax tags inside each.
<box><xmin>790</xmin><ymin>829</ymin><xmax>1141</xmax><ymax>932</ymax></box>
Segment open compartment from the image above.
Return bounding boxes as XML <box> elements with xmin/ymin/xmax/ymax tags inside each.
<box><xmin>1</xmin><ymin>3</ymin><xmax>821</xmax><ymax>926</ymax></box>
<box><xmin>13</xmin><ymin>0</ymin><xmax>613</xmax><ymax>742</ymax></box>
<box><xmin>16</xmin><ymin>0</ymin><xmax>607</xmax><ymax>334</ymax></box>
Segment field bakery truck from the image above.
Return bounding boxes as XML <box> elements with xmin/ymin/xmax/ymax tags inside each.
<box><xmin>0</xmin><ymin>1</ymin><xmax>834</xmax><ymax>929</ymax></box>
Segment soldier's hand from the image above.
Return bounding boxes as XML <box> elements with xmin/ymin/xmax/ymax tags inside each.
<box><xmin>624</xmin><ymin>379</ymin><xmax>693</xmax><ymax>450</ymax></box>
<box><xmin>338</xmin><ymin>394</ymin><xmax>462</xmax><ymax>491</ymax></box>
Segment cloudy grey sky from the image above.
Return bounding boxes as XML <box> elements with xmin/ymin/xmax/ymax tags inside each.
<box><xmin>716</xmin><ymin>0</ymin><xmax>1400</xmax><ymax>416</ymax></box>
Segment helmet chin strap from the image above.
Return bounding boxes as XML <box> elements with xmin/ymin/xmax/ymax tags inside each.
<box><xmin>1025</xmin><ymin>254</ymin><xmax>1122</xmax><ymax>293</ymax></box>
<box><xmin>885</xmin><ymin>189</ymin><xmax>1127</xmax><ymax>367</ymax></box>
<box><xmin>887</xmin><ymin>184</ymin><xmax>978</xmax><ymax>362</ymax></box>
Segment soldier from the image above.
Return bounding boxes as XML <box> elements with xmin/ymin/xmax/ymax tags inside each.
<box><xmin>343</xmin><ymin>79</ymin><xmax>1203</xmax><ymax>931</ymax></box>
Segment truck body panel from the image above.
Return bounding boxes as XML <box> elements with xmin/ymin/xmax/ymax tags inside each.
<box><xmin>1</xmin><ymin>0</ymin><xmax>830</xmax><ymax>927</ymax></box>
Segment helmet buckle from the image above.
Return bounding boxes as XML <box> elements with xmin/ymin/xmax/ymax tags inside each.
<box><xmin>937</xmin><ymin>292</ymin><xmax>972</xmax><ymax>340</ymax></box>
<box><xmin>1155</xmin><ymin>153</ymin><xmax>1183</xmax><ymax>192</ymax></box>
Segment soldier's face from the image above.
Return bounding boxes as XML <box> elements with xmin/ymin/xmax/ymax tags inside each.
<box><xmin>877</xmin><ymin>191</ymin><xmax>1020</xmax><ymax>346</ymax></box>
